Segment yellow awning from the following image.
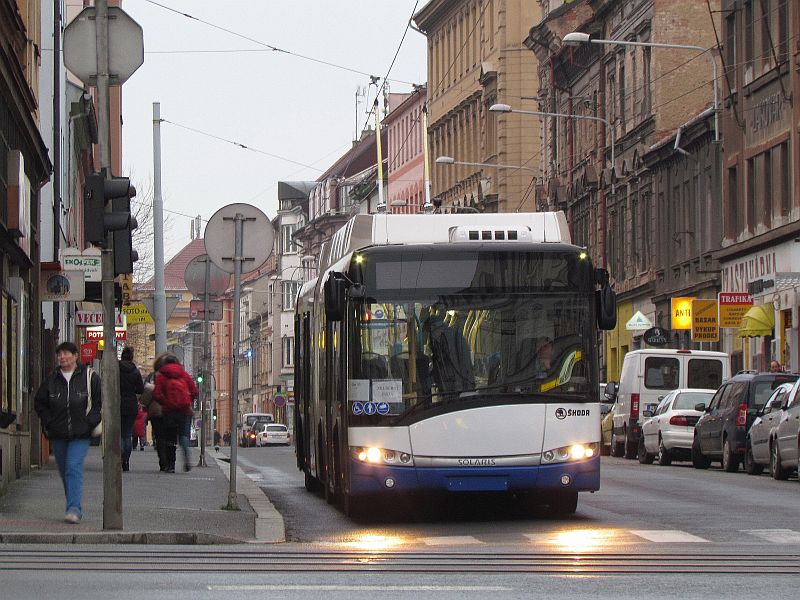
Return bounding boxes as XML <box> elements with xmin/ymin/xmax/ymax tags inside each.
<box><xmin>737</xmin><ymin>304</ymin><xmax>775</xmax><ymax>337</ymax></box>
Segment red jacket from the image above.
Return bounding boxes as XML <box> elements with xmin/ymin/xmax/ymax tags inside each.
<box><xmin>153</xmin><ymin>363</ymin><xmax>199</xmax><ymax>416</ymax></box>
<box><xmin>133</xmin><ymin>407</ymin><xmax>147</xmax><ymax>438</ymax></box>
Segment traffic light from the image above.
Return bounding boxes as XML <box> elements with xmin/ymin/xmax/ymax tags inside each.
<box><xmin>196</xmin><ymin>371</ymin><xmax>204</xmax><ymax>385</ymax></box>
<box><xmin>212</xmin><ymin>409</ymin><xmax>217</xmax><ymax>421</ymax></box>
<box><xmin>82</xmin><ymin>171</ymin><xmax>138</xmax><ymax>276</ymax></box>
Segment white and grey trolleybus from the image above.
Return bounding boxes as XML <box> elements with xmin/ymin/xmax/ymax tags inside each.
<box><xmin>294</xmin><ymin>212</ymin><xmax>616</xmax><ymax>517</ymax></box>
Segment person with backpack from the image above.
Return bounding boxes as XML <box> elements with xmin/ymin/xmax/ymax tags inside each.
<box><xmin>34</xmin><ymin>342</ymin><xmax>102</xmax><ymax>524</ymax></box>
<box><xmin>152</xmin><ymin>354</ymin><xmax>198</xmax><ymax>473</ymax></box>
<box><xmin>118</xmin><ymin>347</ymin><xmax>145</xmax><ymax>472</ymax></box>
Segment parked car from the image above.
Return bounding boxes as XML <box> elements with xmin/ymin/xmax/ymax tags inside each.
<box><xmin>744</xmin><ymin>382</ymin><xmax>794</xmax><ymax>475</ymax></box>
<box><xmin>256</xmin><ymin>423</ymin><xmax>291</xmax><ymax>447</ymax></box>
<box><xmin>241</xmin><ymin>412</ymin><xmax>274</xmax><ymax>447</ymax></box>
<box><xmin>771</xmin><ymin>378</ymin><xmax>800</xmax><ymax>480</ymax></box>
<box><xmin>606</xmin><ymin>349</ymin><xmax>729</xmax><ymax>459</ymax></box>
<box><xmin>600</xmin><ymin>399</ymin><xmax>613</xmax><ymax>456</ymax></box>
<box><xmin>638</xmin><ymin>388</ymin><xmax>715</xmax><ymax>465</ymax></box>
<box><xmin>692</xmin><ymin>371</ymin><xmax>798</xmax><ymax>472</ymax></box>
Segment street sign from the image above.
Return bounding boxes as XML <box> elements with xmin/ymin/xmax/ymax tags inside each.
<box><xmin>61</xmin><ymin>247</ymin><xmax>101</xmax><ymax>282</ymax></box>
<box><xmin>122</xmin><ymin>303</ymin><xmax>153</xmax><ymax>324</ymax></box>
<box><xmin>204</xmin><ymin>203</ymin><xmax>273</xmax><ymax>274</ymax></box>
<box><xmin>184</xmin><ymin>254</ymin><xmax>231</xmax><ymax>297</ymax></box>
<box><xmin>76</xmin><ymin>310</ymin><xmax>125</xmax><ymax>327</ymax></box>
<box><xmin>140</xmin><ymin>296</ymin><xmax>181</xmax><ymax>320</ymax></box>
<box><xmin>119</xmin><ymin>274</ymin><xmax>133</xmax><ymax>305</ymax></box>
<box><xmin>719</xmin><ymin>292</ymin><xmax>754</xmax><ymax>328</ymax></box>
<box><xmin>190</xmin><ymin>299</ymin><xmax>224</xmax><ymax>321</ymax></box>
<box><xmin>63</xmin><ymin>6</ymin><xmax>144</xmax><ymax>85</ymax></box>
<box><xmin>274</xmin><ymin>394</ymin><xmax>286</xmax><ymax>408</ymax></box>
<box><xmin>691</xmin><ymin>299</ymin><xmax>719</xmax><ymax>342</ymax></box>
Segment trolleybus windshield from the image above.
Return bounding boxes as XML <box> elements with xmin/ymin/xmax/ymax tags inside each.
<box><xmin>346</xmin><ymin>248</ymin><xmax>598</xmax><ymax>425</ymax></box>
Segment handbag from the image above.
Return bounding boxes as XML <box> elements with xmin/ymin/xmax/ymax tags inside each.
<box><xmin>86</xmin><ymin>367</ymin><xmax>102</xmax><ymax>438</ymax></box>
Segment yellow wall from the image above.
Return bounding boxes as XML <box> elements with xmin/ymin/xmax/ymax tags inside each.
<box><xmin>604</xmin><ymin>300</ymin><xmax>634</xmax><ymax>382</ymax></box>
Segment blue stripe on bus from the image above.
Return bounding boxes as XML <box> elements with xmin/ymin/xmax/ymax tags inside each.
<box><xmin>348</xmin><ymin>455</ymin><xmax>600</xmax><ymax>495</ymax></box>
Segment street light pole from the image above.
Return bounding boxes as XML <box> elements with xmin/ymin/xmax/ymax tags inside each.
<box><xmin>561</xmin><ymin>32</ymin><xmax>719</xmax><ymax>142</ymax></box>
<box><xmin>489</xmin><ymin>104</ymin><xmax>616</xmax><ymax>192</ymax></box>
<box><xmin>434</xmin><ymin>156</ymin><xmax>540</xmax><ymax>174</ymax></box>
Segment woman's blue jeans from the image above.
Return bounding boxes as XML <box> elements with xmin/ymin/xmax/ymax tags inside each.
<box><xmin>51</xmin><ymin>438</ymin><xmax>91</xmax><ymax>517</ymax></box>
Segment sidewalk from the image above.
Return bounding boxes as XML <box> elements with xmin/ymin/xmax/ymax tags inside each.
<box><xmin>0</xmin><ymin>444</ymin><xmax>284</xmax><ymax>544</ymax></box>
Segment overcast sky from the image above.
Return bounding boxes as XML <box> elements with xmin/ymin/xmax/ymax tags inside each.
<box><xmin>120</xmin><ymin>0</ymin><xmax>427</xmax><ymax>259</ymax></box>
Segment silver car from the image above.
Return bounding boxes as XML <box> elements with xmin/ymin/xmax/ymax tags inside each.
<box><xmin>639</xmin><ymin>388</ymin><xmax>715</xmax><ymax>465</ymax></box>
<box><xmin>745</xmin><ymin>382</ymin><xmax>794</xmax><ymax>475</ymax></box>
<box><xmin>772</xmin><ymin>379</ymin><xmax>800</xmax><ymax>480</ymax></box>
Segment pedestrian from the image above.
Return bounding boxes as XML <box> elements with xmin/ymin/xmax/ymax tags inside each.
<box><xmin>213</xmin><ymin>429</ymin><xmax>221</xmax><ymax>447</ymax></box>
<box><xmin>133</xmin><ymin>404</ymin><xmax>148</xmax><ymax>450</ymax></box>
<box><xmin>223</xmin><ymin>431</ymin><xmax>231</xmax><ymax>446</ymax></box>
<box><xmin>34</xmin><ymin>341</ymin><xmax>102</xmax><ymax>524</ymax></box>
<box><xmin>153</xmin><ymin>354</ymin><xmax>198</xmax><ymax>473</ymax></box>
<box><xmin>140</xmin><ymin>354</ymin><xmax>169</xmax><ymax>471</ymax></box>
<box><xmin>769</xmin><ymin>360</ymin><xmax>783</xmax><ymax>373</ymax></box>
<box><xmin>119</xmin><ymin>346</ymin><xmax>145</xmax><ymax>471</ymax></box>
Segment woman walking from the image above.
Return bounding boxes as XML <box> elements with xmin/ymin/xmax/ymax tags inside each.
<box><xmin>119</xmin><ymin>347</ymin><xmax>144</xmax><ymax>471</ymax></box>
<box><xmin>153</xmin><ymin>354</ymin><xmax>198</xmax><ymax>473</ymax></box>
<box><xmin>34</xmin><ymin>342</ymin><xmax>101</xmax><ymax>524</ymax></box>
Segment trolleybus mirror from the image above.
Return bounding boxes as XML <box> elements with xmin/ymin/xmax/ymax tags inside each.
<box><xmin>596</xmin><ymin>284</ymin><xmax>617</xmax><ymax>330</ymax></box>
<box><xmin>324</xmin><ymin>274</ymin><xmax>347</xmax><ymax>321</ymax></box>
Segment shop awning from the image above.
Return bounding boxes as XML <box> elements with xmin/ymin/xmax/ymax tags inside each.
<box><xmin>737</xmin><ymin>304</ymin><xmax>775</xmax><ymax>337</ymax></box>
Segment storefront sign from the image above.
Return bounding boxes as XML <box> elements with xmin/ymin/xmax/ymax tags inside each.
<box><xmin>625</xmin><ymin>311</ymin><xmax>653</xmax><ymax>331</ymax></box>
<box><xmin>80</xmin><ymin>342</ymin><xmax>98</xmax><ymax>363</ymax></box>
<box><xmin>86</xmin><ymin>328</ymin><xmax>127</xmax><ymax>341</ymax></box>
<box><xmin>719</xmin><ymin>292</ymin><xmax>754</xmax><ymax>328</ymax></box>
<box><xmin>671</xmin><ymin>297</ymin><xmax>694</xmax><ymax>330</ymax></box>
<box><xmin>40</xmin><ymin>269</ymin><xmax>85</xmax><ymax>302</ymax></box>
<box><xmin>691</xmin><ymin>299</ymin><xmax>719</xmax><ymax>342</ymax></box>
<box><xmin>643</xmin><ymin>327</ymin><xmax>669</xmax><ymax>347</ymax></box>
<box><xmin>75</xmin><ymin>310</ymin><xmax>125</xmax><ymax>327</ymax></box>
<box><xmin>122</xmin><ymin>303</ymin><xmax>153</xmax><ymax>324</ymax></box>
<box><xmin>61</xmin><ymin>248</ymin><xmax>101</xmax><ymax>282</ymax></box>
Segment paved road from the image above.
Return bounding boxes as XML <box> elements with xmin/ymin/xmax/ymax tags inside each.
<box><xmin>235</xmin><ymin>446</ymin><xmax>800</xmax><ymax>550</ymax></box>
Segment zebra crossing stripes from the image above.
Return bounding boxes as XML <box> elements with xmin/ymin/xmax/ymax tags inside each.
<box><xmin>629</xmin><ymin>530</ymin><xmax>709</xmax><ymax>543</ymax></box>
<box><xmin>421</xmin><ymin>535</ymin><xmax>483</xmax><ymax>546</ymax></box>
<box><xmin>742</xmin><ymin>529</ymin><xmax>800</xmax><ymax>544</ymax></box>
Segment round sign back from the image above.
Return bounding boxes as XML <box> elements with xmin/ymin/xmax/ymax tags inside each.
<box><xmin>643</xmin><ymin>327</ymin><xmax>670</xmax><ymax>347</ymax></box>
<box><xmin>204</xmin><ymin>203</ymin><xmax>274</xmax><ymax>274</ymax></box>
<box><xmin>184</xmin><ymin>254</ymin><xmax>231</xmax><ymax>297</ymax></box>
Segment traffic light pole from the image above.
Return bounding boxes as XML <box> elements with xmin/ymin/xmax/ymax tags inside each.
<box><xmin>95</xmin><ymin>0</ymin><xmax>123</xmax><ymax>531</ymax></box>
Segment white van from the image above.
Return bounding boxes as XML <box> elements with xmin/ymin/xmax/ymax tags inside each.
<box><xmin>606</xmin><ymin>349</ymin><xmax>729</xmax><ymax>459</ymax></box>
<box><xmin>241</xmin><ymin>412</ymin><xmax>274</xmax><ymax>447</ymax></box>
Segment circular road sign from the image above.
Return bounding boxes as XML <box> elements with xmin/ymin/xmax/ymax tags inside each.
<box><xmin>204</xmin><ymin>203</ymin><xmax>273</xmax><ymax>275</ymax></box>
<box><xmin>184</xmin><ymin>254</ymin><xmax>231</xmax><ymax>297</ymax></box>
<box><xmin>274</xmin><ymin>394</ymin><xmax>286</xmax><ymax>408</ymax></box>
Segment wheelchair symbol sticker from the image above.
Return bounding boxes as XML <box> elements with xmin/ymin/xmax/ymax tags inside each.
<box><xmin>352</xmin><ymin>402</ymin><xmax>364</xmax><ymax>416</ymax></box>
<box><xmin>364</xmin><ymin>402</ymin><xmax>377</xmax><ymax>415</ymax></box>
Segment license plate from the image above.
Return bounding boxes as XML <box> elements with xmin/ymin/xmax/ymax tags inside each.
<box><xmin>646</xmin><ymin>403</ymin><xmax>658</xmax><ymax>413</ymax></box>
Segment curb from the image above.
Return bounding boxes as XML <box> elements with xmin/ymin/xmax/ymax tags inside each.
<box><xmin>0</xmin><ymin>531</ymin><xmax>244</xmax><ymax>545</ymax></box>
<box><xmin>214</xmin><ymin>456</ymin><xmax>286</xmax><ymax>544</ymax></box>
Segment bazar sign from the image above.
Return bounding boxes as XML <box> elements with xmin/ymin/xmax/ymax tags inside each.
<box><xmin>691</xmin><ymin>299</ymin><xmax>719</xmax><ymax>342</ymax></box>
<box><xmin>75</xmin><ymin>310</ymin><xmax>125</xmax><ymax>327</ymax></box>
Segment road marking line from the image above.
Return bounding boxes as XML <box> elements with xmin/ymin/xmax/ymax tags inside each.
<box><xmin>742</xmin><ymin>529</ymin><xmax>800</xmax><ymax>543</ymax></box>
<box><xmin>421</xmin><ymin>535</ymin><xmax>483</xmax><ymax>546</ymax></box>
<box><xmin>209</xmin><ymin>585</ymin><xmax>512</xmax><ymax>592</ymax></box>
<box><xmin>630</xmin><ymin>530</ymin><xmax>709</xmax><ymax>543</ymax></box>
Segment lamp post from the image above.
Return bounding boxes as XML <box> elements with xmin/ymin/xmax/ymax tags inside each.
<box><xmin>561</xmin><ymin>31</ymin><xmax>719</xmax><ymax>143</ymax></box>
<box><xmin>489</xmin><ymin>103</ymin><xmax>615</xmax><ymax>192</ymax></box>
<box><xmin>435</xmin><ymin>155</ymin><xmax>540</xmax><ymax>175</ymax></box>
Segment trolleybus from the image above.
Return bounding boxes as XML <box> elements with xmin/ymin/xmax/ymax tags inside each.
<box><xmin>294</xmin><ymin>212</ymin><xmax>616</xmax><ymax>516</ymax></box>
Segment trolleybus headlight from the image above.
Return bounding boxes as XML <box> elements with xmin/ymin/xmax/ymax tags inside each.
<box><xmin>351</xmin><ymin>446</ymin><xmax>415</xmax><ymax>467</ymax></box>
<box><xmin>541</xmin><ymin>443</ymin><xmax>599</xmax><ymax>464</ymax></box>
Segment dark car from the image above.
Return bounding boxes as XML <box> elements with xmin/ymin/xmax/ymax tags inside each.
<box><xmin>692</xmin><ymin>371</ymin><xmax>798</xmax><ymax>472</ymax></box>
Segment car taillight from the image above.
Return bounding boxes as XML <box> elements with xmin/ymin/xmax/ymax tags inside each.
<box><xmin>249</xmin><ymin>433</ymin><xmax>256</xmax><ymax>439</ymax></box>
<box><xmin>736</xmin><ymin>403</ymin><xmax>748</xmax><ymax>427</ymax></box>
<box><xmin>630</xmin><ymin>393</ymin><xmax>640</xmax><ymax>419</ymax></box>
<box><xmin>669</xmin><ymin>415</ymin><xmax>689</xmax><ymax>426</ymax></box>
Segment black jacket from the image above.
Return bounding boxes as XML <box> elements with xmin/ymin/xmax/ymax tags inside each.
<box><xmin>119</xmin><ymin>360</ymin><xmax>145</xmax><ymax>416</ymax></box>
<box><xmin>34</xmin><ymin>363</ymin><xmax>102</xmax><ymax>440</ymax></box>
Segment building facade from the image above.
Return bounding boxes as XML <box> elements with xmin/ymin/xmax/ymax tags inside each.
<box><xmin>415</xmin><ymin>0</ymin><xmax>543</xmax><ymax>212</ymax></box>
<box><xmin>527</xmin><ymin>0</ymin><xmax>722</xmax><ymax>380</ymax></box>
<box><xmin>385</xmin><ymin>88</ymin><xmax>428</xmax><ymax>214</ymax></box>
